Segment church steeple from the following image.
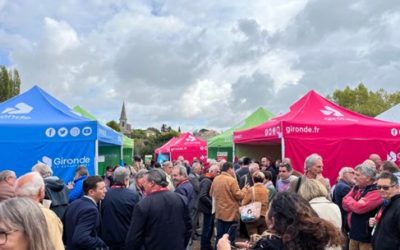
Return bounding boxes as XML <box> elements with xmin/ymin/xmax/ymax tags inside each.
<box><xmin>119</xmin><ymin>101</ymin><xmax>129</xmax><ymax>133</ymax></box>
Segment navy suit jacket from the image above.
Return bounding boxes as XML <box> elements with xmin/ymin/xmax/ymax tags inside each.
<box><xmin>63</xmin><ymin>196</ymin><xmax>108</xmax><ymax>250</ymax></box>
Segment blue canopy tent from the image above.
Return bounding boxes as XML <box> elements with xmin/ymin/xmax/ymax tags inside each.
<box><xmin>0</xmin><ymin>86</ymin><xmax>97</xmax><ymax>182</ymax></box>
<box><xmin>73</xmin><ymin>105</ymin><xmax>123</xmax><ymax>174</ymax></box>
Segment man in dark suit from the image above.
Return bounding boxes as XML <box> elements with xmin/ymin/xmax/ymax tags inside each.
<box><xmin>63</xmin><ymin>176</ymin><xmax>108</xmax><ymax>250</ymax></box>
<box><xmin>101</xmin><ymin>167</ymin><xmax>138</xmax><ymax>249</ymax></box>
<box><xmin>125</xmin><ymin>169</ymin><xmax>192</xmax><ymax>250</ymax></box>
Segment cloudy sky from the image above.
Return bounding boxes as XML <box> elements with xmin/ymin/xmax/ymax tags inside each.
<box><xmin>1</xmin><ymin>0</ymin><xmax>399</xmax><ymax>131</ymax></box>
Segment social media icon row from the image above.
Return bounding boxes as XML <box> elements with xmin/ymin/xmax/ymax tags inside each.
<box><xmin>45</xmin><ymin>126</ymin><xmax>92</xmax><ymax>138</ymax></box>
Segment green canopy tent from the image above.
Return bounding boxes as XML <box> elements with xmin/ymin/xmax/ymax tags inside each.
<box><xmin>73</xmin><ymin>105</ymin><xmax>131</xmax><ymax>175</ymax></box>
<box><xmin>207</xmin><ymin>107</ymin><xmax>274</xmax><ymax>161</ymax></box>
<box><xmin>123</xmin><ymin>135</ymin><xmax>134</xmax><ymax>166</ymax></box>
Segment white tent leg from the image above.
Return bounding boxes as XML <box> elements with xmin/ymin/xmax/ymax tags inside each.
<box><xmin>95</xmin><ymin>139</ymin><xmax>99</xmax><ymax>175</ymax></box>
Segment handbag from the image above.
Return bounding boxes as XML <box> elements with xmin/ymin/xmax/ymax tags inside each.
<box><xmin>239</xmin><ymin>187</ymin><xmax>262</xmax><ymax>223</ymax></box>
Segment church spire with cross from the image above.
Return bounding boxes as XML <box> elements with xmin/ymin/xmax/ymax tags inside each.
<box><xmin>119</xmin><ymin>101</ymin><xmax>131</xmax><ymax>134</ymax></box>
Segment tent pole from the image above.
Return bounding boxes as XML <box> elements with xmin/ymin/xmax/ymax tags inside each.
<box><xmin>281</xmin><ymin>135</ymin><xmax>285</xmax><ymax>160</ymax></box>
<box><xmin>120</xmin><ymin>133</ymin><xmax>123</xmax><ymax>166</ymax></box>
<box><xmin>95</xmin><ymin>139</ymin><xmax>99</xmax><ymax>175</ymax></box>
<box><xmin>232</xmin><ymin>143</ymin><xmax>236</xmax><ymax>163</ymax></box>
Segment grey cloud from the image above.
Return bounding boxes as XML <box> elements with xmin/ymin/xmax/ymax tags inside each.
<box><xmin>230</xmin><ymin>72</ymin><xmax>275</xmax><ymax>111</ymax></box>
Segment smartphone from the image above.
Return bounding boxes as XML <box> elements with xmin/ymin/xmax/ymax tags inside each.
<box><xmin>227</xmin><ymin>223</ymin><xmax>238</xmax><ymax>236</ymax></box>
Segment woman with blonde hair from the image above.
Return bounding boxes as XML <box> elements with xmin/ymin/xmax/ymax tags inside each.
<box><xmin>0</xmin><ymin>197</ymin><xmax>55</xmax><ymax>250</ymax></box>
<box><xmin>241</xmin><ymin>171</ymin><xmax>269</xmax><ymax>236</ymax></box>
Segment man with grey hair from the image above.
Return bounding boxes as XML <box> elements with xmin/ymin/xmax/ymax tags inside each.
<box><xmin>32</xmin><ymin>162</ymin><xmax>69</xmax><ymax>219</ymax></box>
<box><xmin>15</xmin><ymin>172</ymin><xmax>64</xmax><ymax>250</ymax></box>
<box><xmin>101</xmin><ymin>167</ymin><xmax>139</xmax><ymax>249</ymax></box>
<box><xmin>125</xmin><ymin>169</ymin><xmax>192</xmax><ymax>249</ymax></box>
<box><xmin>129</xmin><ymin>168</ymin><xmax>148</xmax><ymax>200</ymax></box>
<box><xmin>333</xmin><ymin>166</ymin><xmax>355</xmax><ymax>235</ymax></box>
<box><xmin>289</xmin><ymin>153</ymin><xmax>330</xmax><ymax>194</ymax></box>
<box><xmin>0</xmin><ymin>170</ymin><xmax>16</xmax><ymax>201</ymax></box>
<box><xmin>173</xmin><ymin>165</ymin><xmax>194</xmax><ymax>213</ymax></box>
<box><xmin>239</xmin><ymin>162</ymin><xmax>260</xmax><ymax>188</ymax></box>
<box><xmin>162</xmin><ymin>160</ymin><xmax>175</xmax><ymax>191</ymax></box>
<box><xmin>342</xmin><ymin>164</ymin><xmax>383</xmax><ymax>250</ymax></box>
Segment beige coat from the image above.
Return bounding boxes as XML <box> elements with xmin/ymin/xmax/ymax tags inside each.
<box><xmin>40</xmin><ymin>203</ymin><xmax>64</xmax><ymax>250</ymax></box>
<box><xmin>309</xmin><ymin>197</ymin><xmax>342</xmax><ymax>250</ymax></box>
<box><xmin>210</xmin><ymin>172</ymin><xmax>243</xmax><ymax>221</ymax></box>
<box><xmin>241</xmin><ymin>183</ymin><xmax>269</xmax><ymax>217</ymax></box>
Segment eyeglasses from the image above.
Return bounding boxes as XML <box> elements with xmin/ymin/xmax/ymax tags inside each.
<box><xmin>376</xmin><ymin>184</ymin><xmax>396</xmax><ymax>191</ymax></box>
<box><xmin>0</xmin><ymin>230</ymin><xmax>18</xmax><ymax>245</ymax></box>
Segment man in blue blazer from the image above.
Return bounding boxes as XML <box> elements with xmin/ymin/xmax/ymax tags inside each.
<box><xmin>63</xmin><ymin>175</ymin><xmax>108</xmax><ymax>250</ymax></box>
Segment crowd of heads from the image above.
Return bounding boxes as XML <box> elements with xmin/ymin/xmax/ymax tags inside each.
<box><xmin>1</xmin><ymin>151</ymin><xmax>400</xmax><ymax>250</ymax></box>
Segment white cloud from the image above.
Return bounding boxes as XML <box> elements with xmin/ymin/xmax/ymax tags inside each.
<box><xmin>0</xmin><ymin>0</ymin><xmax>400</xmax><ymax>131</ymax></box>
<box><xmin>182</xmin><ymin>79</ymin><xmax>232</xmax><ymax>118</ymax></box>
<box><xmin>43</xmin><ymin>17</ymin><xmax>80</xmax><ymax>54</ymax></box>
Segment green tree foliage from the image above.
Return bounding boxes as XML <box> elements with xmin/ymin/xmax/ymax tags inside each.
<box><xmin>0</xmin><ymin>65</ymin><xmax>21</xmax><ymax>102</ymax></box>
<box><xmin>133</xmin><ymin>126</ymin><xmax>180</xmax><ymax>158</ymax></box>
<box><xmin>106</xmin><ymin>120</ymin><xmax>121</xmax><ymax>132</ymax></box>
<box><xmin>328</xmin><ymin>83</ymin><xmax>400</xmax><ymax>117</ymax></box>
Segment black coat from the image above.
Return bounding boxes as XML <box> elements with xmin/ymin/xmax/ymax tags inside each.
<box><xmin>372</xmin><ymin>194</ymin><xmax>400</xmax><ymax>250</ymax></box>
<box><xmin>198</xmin><ymin>176</ymin><xmax>212</xmax><ymax>214</ymax></box>
<box><xmin>332</xmin><ymin>179</ymin><xmax>352</xmax><ymax>231</ymax></box>
<box><xmin>63</xmin><ymin>197</ymin><xmax>107</xmax><ymax>250</ymax></box>
<box><xmin>101</xmin><ymin>187</ymin><xmax>138</xmax><ymax>249</ymax></box>
<box><xmin>44</xmin><ymin>176</ymin><xmax>69</xmax><ymax>220</ymax></box>
<box><xmin>125</xmin><ymin>190</ymin><xmax>192</xmax><ymax>250</ymax></box>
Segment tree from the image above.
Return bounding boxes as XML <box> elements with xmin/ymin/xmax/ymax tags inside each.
<box><xmin>161</xmin><ymin>123</ymin><xmax>167</xmax><ymax>133</ymax></box>
<box><xmin>328</xmin><ymin>83</ymin><xmax>400</xmax><ymax>117</ymax></box>
<box><xmin>0</xmin><ymin>65</ymin><xmax>21</xmax><ymax>102</ymax></box>
<box><xmin>106</xmin><ymin>120</ymin><xmax>121</xmax><ymax>132</ymax></box>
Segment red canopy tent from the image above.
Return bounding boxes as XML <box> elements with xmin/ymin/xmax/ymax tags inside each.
<box><xmin>155</xmin><ymin>133</ymin><xmax>207</xmax><ymax>165</ymax></box>
<box><xmin>155</xmin><ymin>137</ymin><xmax>178</xmax><ymax>155</ymax></box>
<box><xmin>234</xmin><ymin>90</ymin><xmax>400</xmax><ymax>184</ymax></box>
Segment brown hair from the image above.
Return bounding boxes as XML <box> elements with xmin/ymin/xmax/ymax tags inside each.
<box><xmin>268</xmin><ymin>192</ymin><xmax>343</xmax><ymax>250</ymax></box>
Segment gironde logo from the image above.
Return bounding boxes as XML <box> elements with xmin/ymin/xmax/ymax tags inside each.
<box><xmin>2</xmin><ymin>102</ymin><xmax>33</xmax><ymax>114</ymax></box>
<box><xmin>185</xmin><ymin>135</ymin><xmax>196</xmax><ymax>142</ymax></box>
<box><xmin>387</xmin><ymin>151</ymin><xmax>398</xmax><ymax>162</ymax></box>
<box><xmin>320</xmin><ymin>106</ymin><xmax>343</xmax><ymax>117</ymax></box>
<box><xmin>0</xmin><ymin>102</ymin><xmax>33</xmax><ymax>120</ymax></box>
<box><xmin>38</xmin><ymin>155</ymin><xmax>91</xmax><ymax>169</ymax></box>
<box><xmin>38</xmin><ymin>156</ymin><xmax>53</xmax><ymax>168</ymax></box>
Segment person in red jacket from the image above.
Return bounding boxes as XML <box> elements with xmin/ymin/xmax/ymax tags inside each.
<box><xmin>342</xmin><ymin>164</ymin><xmax>382</xmax><ymax>250</ymax></box>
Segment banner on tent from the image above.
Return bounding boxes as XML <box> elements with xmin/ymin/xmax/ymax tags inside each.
<box><xmin>216</xmin><ymin>152</ymin><xmax>228</xmax><ymax>161</ymax></box>
<box><xmin>0</xmin><ymin>140</ymin><xmax>95</xmax><ymax>183</ymax></box>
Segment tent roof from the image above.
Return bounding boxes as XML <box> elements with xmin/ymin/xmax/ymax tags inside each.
<box><xmin>376</xmin><ymin>103</ymin><xmax>400</xmax><ymax>122</ymax></box>
<box><xmin>208</xmin><ymin>107</ymin><xmax>274</xmax><ymax>148</ymax></box>
<box><xmin>155</xmin><ymin>137</ymin><xmax>179</xmax><ymax>154</ymax></box>
<box><xmin>0</xmin><ymin>85</ymin><xmax>97</xmax><ymax>142</ymax></box>
<box><xmin>73</xmin><ymin>105</ymin><xmax>122</xmax><ymax>146</ymax></box>
<box><xmin>234</xmin><ymin>90</ymin><xmax>400</xmax><ymax>143</ymax></box>
<box><xmin>171</xmin><ymin>132</ymin><xmax>207</xmax><ymax>148</ymax></box>
<box><xmin>155</xmin><ymin>133</ymin><xmax>206</xmax><ymax>155</ymax></box>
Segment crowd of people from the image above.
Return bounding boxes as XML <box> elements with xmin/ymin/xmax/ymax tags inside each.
<box><xmin>0</xmin><ymin>152</ymin><xmax>399</xmax><ymax>250</ymax></box>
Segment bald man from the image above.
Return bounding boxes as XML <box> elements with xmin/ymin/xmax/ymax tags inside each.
<box><xmin>15</xmin><ymin>172</ymin><xmax>64</xmax><ymax>250</ymax></box>
<box><xmin>369</xmin><ymin>154</ymin><xmax>383</xmax><ymax>172</ymax></box>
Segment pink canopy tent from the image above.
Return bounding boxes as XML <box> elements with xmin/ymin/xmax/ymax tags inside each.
<box><xmin>234</xmin><ymin>90</ymin><xmax>400</xmax><ymax>184</ymax></box>
<box><xmin>155</xmin><ymin>133</ymin><xmax>207</xmax><ymax>165</ymax></box>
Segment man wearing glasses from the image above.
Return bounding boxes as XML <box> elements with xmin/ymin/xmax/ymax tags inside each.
<box><xmin>342</xmin><ymin>164</ymin><xmax>383</xmax><ymax>250</ymax></box>
<box><xmin>371</xmin><ymin>171</ymin><xmax>400</xmax><ymax>250</ymax></box>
